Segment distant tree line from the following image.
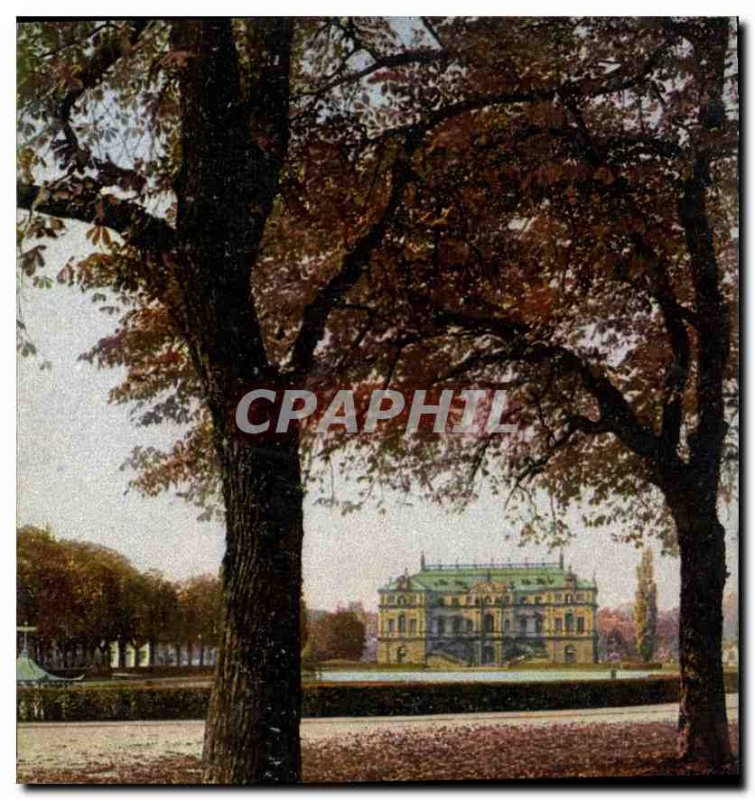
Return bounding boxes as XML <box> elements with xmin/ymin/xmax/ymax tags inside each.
<box><xmin>18</xmin><ymin>525</ymin><xmax>373</xmax><ymax>670</ymax></box>
<box><xmin>17</xmin><ymin>525</ymin><xmax>221</xmax><ymax>669</ymax></box>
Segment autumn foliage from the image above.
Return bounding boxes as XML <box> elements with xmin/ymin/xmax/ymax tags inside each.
<box><xmin>17</xmin><ymin>526</ymin><xmax>221</xmax><ymax>669</ymax></box>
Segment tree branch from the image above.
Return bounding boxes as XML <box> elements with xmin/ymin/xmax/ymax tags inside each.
<box><xmin>288</xmin><ymin>134</ymin><xmax>419</xmax><ymax>380</ymax></box>
<box><xmin>373</xmin><ymin>41</ymin><xmax>669</xmax><ymax>145</ymax></box>
<box><xmin>17</xmin><ymin>180</ymin><xmax>174</xmax><ymax>253</ymax></box>
<box><xmin>53</xmin><ymin>20</ymin><xmax>149</xmax><ymax>189</ymax></box>
<box><xmin>433</xmin><ymin>307</ymin><xmax>659</xmax><ymax>460</ymax></box>
<box><xmin>297</xmin><ymin>48</ymin><xmax>445</xmax><ymax>100</ymax></box>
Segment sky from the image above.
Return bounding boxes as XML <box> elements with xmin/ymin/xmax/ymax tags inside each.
<box><xmin>16</xmin><ymin>223</ymin><xmax>739</xmax><ymax>614</ymax></box>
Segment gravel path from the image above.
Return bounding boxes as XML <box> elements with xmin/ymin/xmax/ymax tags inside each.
<box><xmin>17</xmin><ymin>696</ymin><xmax>739</xmax><ymax>783</ymax></box>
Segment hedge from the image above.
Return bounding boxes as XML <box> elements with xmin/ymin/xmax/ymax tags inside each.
<box><xmin>16</xmin><ymin>672</ymin><xmax>738</xmax><ymax>723</ymax></box>
<box><xmin>17</xmin><ymin>685</ymin><xmax>209</xmax><ymax>722</ymax></box>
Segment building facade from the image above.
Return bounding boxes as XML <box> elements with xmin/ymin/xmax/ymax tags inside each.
<box><xmin>377</xmin><ymin>554</ymin><xmax>598</xmax><ymax>666</ymax></box>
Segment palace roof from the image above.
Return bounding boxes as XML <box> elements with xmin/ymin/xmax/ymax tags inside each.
<box><xmin>380</xmin><ymin>560</ymin><xmax>596</xmax><ymax>593</ymax></box>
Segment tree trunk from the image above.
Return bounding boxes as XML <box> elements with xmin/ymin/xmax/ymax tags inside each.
<box><xmin>667</xmin><ymin>485</ymin><xmax>732</xmax><ymax>768</ymax></box>
<box><xmin>167</xmin><ymin>19</ymin><xmax>298</xmax><ymax>784</ymax></box>
<box><xmin>202</xmin><ymin>437</ymin><xmax>304</xmax><ymax>785</ymax></box>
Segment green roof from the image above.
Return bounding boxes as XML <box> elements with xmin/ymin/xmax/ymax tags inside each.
<box><xmin>380</xmin><ymin>562</ymin><xmax>596</xmax><ymax>593</ymax></box>
<box><xmin>16</xmin><ymin>652</ymin><xmax>73</xmax><ymax>685</ymax></box>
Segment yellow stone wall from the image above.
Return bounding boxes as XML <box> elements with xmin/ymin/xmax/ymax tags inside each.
<box><xmin>377</xmin><ymin>638</ymin><xmax>427</xmax><ymax>665</ymax></box>
<box><xmin>377</xmin><ymin>582</ymin><xmax>598</xmax><ymax>665</ymax></box>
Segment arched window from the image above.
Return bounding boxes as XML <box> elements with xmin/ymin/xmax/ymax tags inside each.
<box><xmin>519</xmin><ymin>616</ymin><xmax>528</xmax><ymax>635</ymax></box>
<box><xmin>398</xmin><ymin>614</ymin><xmax>406</xmax><ymax>633</ymax></box>
<box><xmin>504</xmin><ymin>618</ymin><xmax>511</xmax><ymax>633</ymax></box>
<box><xmin>484</xmin><ymin>613</ymin><xmax>494</xmax><ymax>633</ymax></box>
<box><xmin>564</xmin><ymin>644</ymin><xmax>576</xmax><ymax>664</ymax></box>
<box><xmin>565</xmin><ymin>613</ymin><xmax>574</xmax><ymax>633</ymax></box>
<box><xmin>398</xmin><ymin>596</ymin><xmax>405</xmax><ymax>606</ymax></box>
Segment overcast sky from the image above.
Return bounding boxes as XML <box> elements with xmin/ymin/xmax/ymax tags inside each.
<box><xmin>16</xmin><ymin>223</ymin><xmax>739</xmax><ymax>612</ymax></box>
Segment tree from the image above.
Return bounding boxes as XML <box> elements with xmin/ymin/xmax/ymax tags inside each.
<box><xmin>310</xmin><ymin>608</ymin><xmax>366</xmax><ymax>662</ymax></box>
<box><xmin>634</xmin><ymin>548</ymin><xmax>658</xmax><ymax>662</ymax></box>
<box><xmin>320</xmin><ymin>18</ymin><xmax>736</xmax><ymax>767</ymax></box>
<box><xmin>178</xmin><ymin>573</ymin><xmax>222</xmax><ymax>666</ymax></box>
<box><xmin>17</xmin><ymin>18</ymin><xmax>434</xmax><ymax>782</ymax></box>
<box><xmin>135</xmin><ymin>570</ymin><xmax>181</xmax><ymax>667</ymax></box>
<box><xmin>17</xmin><ymin>526</ymin><xmax>144</xmax><ymax>667</ymax></box>
<box><xmin>17</xmin><ymin>17</ymin><xmax>736</xmax><ymax>777</ymax></box>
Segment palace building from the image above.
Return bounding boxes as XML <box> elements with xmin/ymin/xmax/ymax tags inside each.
<box><xmin>377</xmin><ymin>553</ymin><xmax>598</xmax><ymax>666</ymax></box>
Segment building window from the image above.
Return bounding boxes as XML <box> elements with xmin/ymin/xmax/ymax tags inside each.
<box><xmin>436</xmin><ymin>597</ymin><xmax>444</xmax><ymax>607</ymax></box>
<box><xmin>555</xmin><ymin>594</ymin><xmax>562</xmax><ymax>602</ymax></box>
<box><xmin>409</xmin><ymin>618</ymin><xmax>417</xmax><ymax>635</ymax></box>
<box><xmin>398</xmin><ymin>596</ymin><xmax>405</xmax><ymax>606</ymax></box>
<box><xmin>564</xmin><ymin>644</ymin><xmax>576</xmax><ymax>664</ymax></box>
<box><xmin>388</xmin><ymin>619</ymin><xmax>395</xmax><ymax>634</ymax></box>
<box><xmin>554</xmin><ymin>618</ymin><xmax>563</xmax><ymax>633</ymax></box>
<box><xmin>577</xmin><ymin>617</ymin><xmax>585</xmax><ymax>633</ymax></box>
<box><xmin>437</xmin><ymin>618</ymin><xmax>446</xmax><ymax>635</ymax></box>
<box><xmin>398</xmin><ymin>614</ymin><xmax>406</xmax><ymax>633</ymax></box>
<box><xmin>519</xmin><ymin>617</ymin><xmax>528</xmax><ymax>635</ymax></box>
<box><xmin>388</xmin><ymin>595</ymin><xmax>395</xmax><ymax>604</ymax></box>
<box><xmin>452</xmin><ymin>597</ymin><xmax>460</xmax><ymax>606</ymax></box>
<box><xmin>576</xmin><ymin>593</ymin><xmax>583</xmax><ymax>601</ymax></box>
<box><xmin>485</xmin><ymin>596</ymin><xmax>492</xmax><ymax>605</ymax></box>
<box><xmin>504</xmin><ymin>618</ymin><xmax>510</xmax><ymax>633</ymax></box>
<box><xmin>565</xmin><ymin>613</ymin><xmax>574</xmax><ymax>633</ymax></box>
<box><xmin>566</xmin><ymin>594</ymin><xmax>573</xmax><ymax>603</ymax></box>
<box><xmin>466</xmin><ymin>618</ymin><xmax>474</xmax><ymax>633</ymax></box>
<box><xmin>452</xmin><ymin>617</ymin><xmax>462</xmax><ymax>634</ymax></box>
<box><xmin>535</xmin><ymin>615</ymin><xmax>544</xmax><ymax>634</ymax></box>
<box><xmin>535</xmin><ymin>596</ymin><xmax>542</xmax><ymax>604</ymax></box>
<box><xmin>484</xmin><ymin>613</ymin><xmax>494</xmax><ymax>633</ymax></box>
